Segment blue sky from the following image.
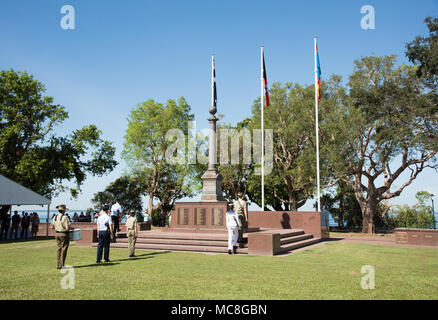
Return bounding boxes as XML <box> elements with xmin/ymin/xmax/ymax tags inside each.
<box><xmin>1</xmin><ymin>0</ymin><xmax>437</xmax><ymax>211</ymax></box>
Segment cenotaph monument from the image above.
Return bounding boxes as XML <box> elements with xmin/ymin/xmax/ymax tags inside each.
<box><xmin>166</xmin><ymin>55</ymin><xmax>227</xmax><ymax>232</ymax></box>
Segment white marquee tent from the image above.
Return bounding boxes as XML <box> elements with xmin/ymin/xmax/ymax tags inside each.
<box><xmin>0</xmin><ymin>174</ymin><xmax>51</xmax><ymax>236</ymax></box>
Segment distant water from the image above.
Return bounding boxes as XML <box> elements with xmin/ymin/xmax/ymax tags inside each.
<box><xmin>20</xmin><ymin>209</ymin><xmax>437</xmax><ymax>229</ymax></box>
<box><xmin>14</xmin><ymin>209</ymin><xmax>90</xmax><ymax>223</ymax></box>
<box><xmin>327</xmin><ymin>213</ymin><xmax>438</xmax><ymax>229</ymax></box>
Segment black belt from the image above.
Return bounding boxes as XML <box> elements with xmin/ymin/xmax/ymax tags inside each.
<box><xmin>56</xmin><ymin>231</ymin><xmax>68</xmax><ymax>234</ymax></box>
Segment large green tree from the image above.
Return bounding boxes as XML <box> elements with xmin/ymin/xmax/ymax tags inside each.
<box><xmin>0</xmin><ymin>69</ymin><xmax>117</xmax><ymax>198</ymax></box>
<box><xmin>91</xmin><ymin>176</ymin><xmax>145</xmax><ymax>214</ymax></box>
<box><xmin>406</xmin><ymin>16</ymin><xmax>438</xmax><ymax>93</ymax></box>
<box><xmin>325</xmin><ymin>55</ymin><xmax>437</xmax><ymax>233</ymax></box>
<box><xmin>247</xmin><ymin>83</ymin><xmax>330</xmax><ymax>211</ymax></box>
<box><xmin>122</xmin><ymin>97</ymin><xmax>199</xmax><ymax>224</ymax></box>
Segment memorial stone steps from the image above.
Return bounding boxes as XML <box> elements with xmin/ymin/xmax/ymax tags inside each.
<box><xmin>91</xmin><ymin>228</ymin><xmax>321</xmax><ymax>255</ymax></box>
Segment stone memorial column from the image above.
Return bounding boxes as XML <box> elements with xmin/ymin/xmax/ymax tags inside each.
<box><xmin>201</xmin><ymin>105</ymin><xmax>225</xmax><ymax>201</ymax></box>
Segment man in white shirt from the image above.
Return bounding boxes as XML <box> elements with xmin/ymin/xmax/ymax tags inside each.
<box><xmin>225</xmin><ymin>203</ymin><xmax>241</xmax><ymax>255</ymax></box>
<box><xmin>110</xmin><ymin>199</ymin><xmax>122</xmax><ymax>241</ymax></box>
<box><xmin>96</xmin><ymin>205</ymin><xmax>113</xmax><ymax>263</ymax></box>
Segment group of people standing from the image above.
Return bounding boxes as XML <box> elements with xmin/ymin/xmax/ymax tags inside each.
<box><xmin>0</xmin><ymin>210</ymin><xmax>40</xmax><ymax>240</ymax></box>
<box><xmin>50</xmin><ymin>200</ymin><xmax>140</xmax><ymax>269</ymax></box>
<box><xmin>72</xmin><ymin>212</ymin><xmax>92</xmax><ymax>222</ymax></box>
<box><xmin>49</xmin><ymin>192</ymin><xmax>249</xmax><ymax>268</ymax></box>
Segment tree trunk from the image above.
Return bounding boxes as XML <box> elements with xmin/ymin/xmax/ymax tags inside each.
<box><xmin>288</xmin><ymin>192</ymin><xmax>298</xmax><ymax>212</ymax></box>
<box><xmin>360</xmin><ymin>200</ymin><xmax>377</xmax><ymax>234</ymax></box>
<box><xmin>339</xmin><ymin>197</ymin><xmax>344</xmax><ymax>228</ymax></box>
<box><xmin>148</xmin><ymin>192</ymin><xmax>154</xmax><ymax>225</ymax></box>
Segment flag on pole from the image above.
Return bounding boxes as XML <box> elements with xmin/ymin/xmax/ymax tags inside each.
<box><xmin>212</xmin><ymin>55</ymin><xmax>217</xmax><ymax>107</ymax></box>
<box><xmin>262</xmin><ymin>52</ymin><xmax>270</xmax><ymax>107</ymax></box>
<box><xmin>316</xmin><ymin>44</ymin><xmax>322</xmax><ymax>102</ymax></box>
<box><xmin>314</xmin><ymin>37</ymin><xmax>321</xmax><ymax>212</ymax></box>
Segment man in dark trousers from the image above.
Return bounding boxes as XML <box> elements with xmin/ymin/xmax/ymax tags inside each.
<box><xmin>0</xmin><ymin>207</ymin><xmax>10</xmax><ymax>240</ymax></box>
<box><xmin>10</xmin><ymin>211</ymin><xmax>20</xmax><ymax>240</ymax></box>
<box><xmin>20</xmin><ymin>212</ymin><xmax>30</xmax><ymax>239</ymax></box>
<box><xmin>96</xmin><ymin>205</ymin><xmax>113</xmax><ymax>263</ymax></box>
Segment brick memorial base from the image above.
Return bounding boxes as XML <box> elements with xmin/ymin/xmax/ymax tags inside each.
<box><xmin>30</xmin><ymin>206</ymin><xmax>328</xmax><ymax>255</ymax></box>
<box><xmin>395</xmin><ymin>228</ymin><xmax>438</xmax><ymax>246</ymax></box>
<box><xmin>164</xmin><ymin>201</ymin><xmax>229</xmax><ymax>233</ymax></box>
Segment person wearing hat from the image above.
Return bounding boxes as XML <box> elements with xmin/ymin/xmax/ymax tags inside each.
<box><xmin>233</xmin><ymin>192</ymin><xmax>248</xmax><ymax>247</ymax></box>
<box><xmin>225</xmin><ymin>202</ymin><xmax>241</xmax><ymax>254</ymax></box>
<box><xmin>96</xmin><ymin>204</ymin><xmax>113</xmax><ymax>263</ymax></box>
<box><xmin>125</xmin><ymin>209</ymin><xmax>138</xmax><ymax>257</ymax></box>
<box><xmin>50</xmin><ymin>204</ymin><xmax>72</xmax><ymax>269</ymax></box>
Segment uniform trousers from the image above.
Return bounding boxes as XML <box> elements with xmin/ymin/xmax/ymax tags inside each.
<box><xmin>55</xmin><ymin>233</ymin><xmax>70</xmax><ymax>268</ymax></box>
<box><xmin>237</xmin><ymin>214</ymin><xmax>246</xmax><ymax>243</ymax></box>
<box><xmin>111</xmin><ymin>215</ymin><xmax>119</xmax><ymax>238</ymax></box>
<box><xmin>227</xmin><ymin>227</ymin><xmax>239</xmax><ymax>250</ymax></box>
<box><xmin>97</xmin><ymin>230</ymin><xmax>111</xmax><ymax>262</ymax></box>
<box><xmin>127</xmin><ymin>230</ymin><xmax>136</xmax><ymax>256</ymax></box>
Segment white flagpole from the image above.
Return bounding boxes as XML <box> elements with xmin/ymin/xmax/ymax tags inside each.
<box><xmin>261</xmin><ymin>46</ymin><xmax>265</xmax><ymax>211</ymax></box>
<box><xmin>314</xmin><ymin>37</ymin><xmax>321</xmax><ymax>212</ymax></box>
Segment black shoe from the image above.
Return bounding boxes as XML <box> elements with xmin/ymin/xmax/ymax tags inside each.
<box><xmin>104</xmin><ymin>259</ymin><xmax>110</xmax><ymax>263</ymax></box>
<box><xmin>228</xmin><ymin>250</ymin><xmax>232</xmax><ymax>255</ymax></box>
<box><xmin>96</xmin><ymin>260</ymin><xmax>101</xmax><ymax>264</ymax></box>
<box><xmin>233</xmin><ymin>246</ymin><xmax>238</xmax><ymax>254</ymax></box>
<box><xmin>129</xmin><ymin>254</ymin><xmax>135</xmax><ymax>257</ymax></box>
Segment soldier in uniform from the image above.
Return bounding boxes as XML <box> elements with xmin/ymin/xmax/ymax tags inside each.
<box><xmin>96</xmin><ymin>204</ymin><xmax>113</xmax><ymax>263</ymax></box>
<box><xmin>233</xmin><ymin>192</ymin><xmax>248</xmax><ymax>246</ymax></box>
<box><xmin>225</xmin><ymin>203</ymin><xmax>241</xmax><ymax>254</ymax></box>
<box><xmin>125</xmin><ymin>209</ymin><xmax>138</xmax><ymax>257</ymax></box>
<box><xmin>50</xmin><ymin>204</ymin><xmax>72</xmax><ymax>269</ymax></box>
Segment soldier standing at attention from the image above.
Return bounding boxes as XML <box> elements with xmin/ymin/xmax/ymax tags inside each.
<box><xmin>126</xmin><ymin>209</ymin><xmax>138</xmax><ymax>257</ymax></box>
<box><xmin>233</xmin><ymin>192</ymin><xmax>248</xmax><ymax>247</ymax></box>
<box><xmin>96</xmin><ymin>204</ymin><xmax>113</xmax><ymax>263</ymax></box>
<box><xmin>225</xmin><ymin>203</ymin><xmax>241</xmax><ymax>254</ymax></box>
<box><xmin>50</xmin><ymin>205</ymin><xmax>72</xmax><ymax>269</ymax></box>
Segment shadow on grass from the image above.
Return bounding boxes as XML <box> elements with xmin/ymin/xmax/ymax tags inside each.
<box><xmin>73</xmin><ymin>251</ymin><xmax>171</xmax><ymax>269</ymax></box>
<box><xmin>73</xmin><ymin>262</ymin><xmax>122</xmax><ymax>268</ymax></box>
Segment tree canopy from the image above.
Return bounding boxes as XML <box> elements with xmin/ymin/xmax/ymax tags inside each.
<box><xmin>0</xmin><ymin>69</ymin><xmax>117</xmax><ymax>198</ymax></box>
<box><xmin>122</xmin><ymin>97</ymin><xmax>200</xmax><ymax>224</ymax></box>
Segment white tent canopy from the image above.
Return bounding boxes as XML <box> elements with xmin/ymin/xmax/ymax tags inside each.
<box><xmin>0</xmin><ymin>174</ymin><xmax>50</xmax><ymax>205</ymax></box>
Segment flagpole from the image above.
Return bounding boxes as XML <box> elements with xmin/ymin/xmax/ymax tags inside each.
<box><xmin>261</xmin><ymin>46</ymin><xmax>265</xmax><ymax>211</ymax></box>
<box><xmin>314</xmin><ymin>37</ymin><xmax>321</xmax><ymax>212</ymax></box>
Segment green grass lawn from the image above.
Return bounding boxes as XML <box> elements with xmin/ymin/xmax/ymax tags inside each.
<box><xmin>0</xmin><ymin>238</ymin><xmax>437</xmax><ymax>300</ymax></box>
